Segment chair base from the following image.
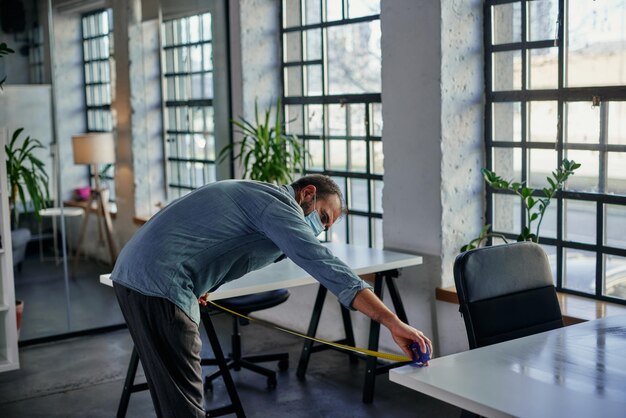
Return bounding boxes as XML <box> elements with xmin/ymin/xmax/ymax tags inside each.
<box><xmin>201</xmin><ymin>352</ymin><xmax>289</xmax><ymax>390</ymax></box>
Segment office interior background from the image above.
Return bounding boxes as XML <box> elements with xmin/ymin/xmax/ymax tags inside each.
<box><xmin>0</xmin><ymin>0</ymin><xmax>625</xmax><ymax>378</ymax></box>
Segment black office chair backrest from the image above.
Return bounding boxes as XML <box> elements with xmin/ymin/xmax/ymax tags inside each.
<box><xmin>454</xmin><ymin>242</ymin><xmax>564</xmax><ymax>349</ymax></box>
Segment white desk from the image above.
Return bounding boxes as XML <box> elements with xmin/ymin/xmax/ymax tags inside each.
<box><xmin>100</xmin><ymin>242</ymin><xmax>422</xmax><ymax>298</ymax></box>
<box><xmin>390</xmin><ymin>315</ymin><xmax>626</xmax><ymax>418</ymax></box>
<box><xmin>102</xmin><ymin>243</ymin><xmax>423</xmax><ymax>417</ymax></box>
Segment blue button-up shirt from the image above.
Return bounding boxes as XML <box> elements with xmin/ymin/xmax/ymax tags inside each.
<box><xmin>111</xmin><ymin>180</ymin><xmax>372</xmax><ymax>324</ymax></box>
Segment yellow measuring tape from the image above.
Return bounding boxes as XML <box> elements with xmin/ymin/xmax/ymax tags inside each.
<box><xmin>208</xmin><ymin>300</ymin><xmax>412</xmax><ymax>363</ymax></box>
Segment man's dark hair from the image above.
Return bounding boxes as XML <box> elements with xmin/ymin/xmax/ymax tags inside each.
<box><xmin>291</xmin><ymin>174</ymin><xmax>346</xmax><ymax>213</ymax></box>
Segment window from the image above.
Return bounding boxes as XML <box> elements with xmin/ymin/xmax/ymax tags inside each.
<box><xmin>81</xmin><ymin>9</ymin><xmax>115</xmax><ymax>196</ymax></box>
<box><xmin>29</xmin><ymin>25</ymin><xmax>45</xmax><ymax>84</ymax></box>
<box><xmin>281</xmin><ymin>0</ymin><xmax>383</xmax><ymax>248</ymax></box>
<box><xmin>161</xmin><ymin>13</ymin><xmax>215</xmax><ymax>200</ymax></box>
<box><xmin>485</xmin><ymin>0</ymin><xmax>626</xmax><ymax>303</ymax></box>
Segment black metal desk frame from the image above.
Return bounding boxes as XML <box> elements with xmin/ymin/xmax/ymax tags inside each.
<box><xmin>116</xmin><ymin>313</ymin><xmax>245</xmax><ymax>418</ymax></box>
<box><xmin>116</xmin><ymin>269</ymin><xmax>409</xmax><ymax>416</ymax></box>
<box><xmin>296</xmin><ymin>269</ymin><xmax>411</xmax><ymax>403</ymax></box>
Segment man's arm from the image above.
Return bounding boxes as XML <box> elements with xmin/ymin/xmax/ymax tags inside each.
<box><xmin>351</xmin><ymin>288</ymin><xmax>433</xmax><ymax>362</ymax></box>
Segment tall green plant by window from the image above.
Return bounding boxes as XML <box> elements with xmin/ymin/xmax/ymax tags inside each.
<box><xmin>461</xmin><ymin>159</ymin><xmax>581</xmax><ymax>251</ymax></box>
<box><xmin>219</xmin><ymin>98</ymin><xmax>307</xmax><ymax>183</ymax></box>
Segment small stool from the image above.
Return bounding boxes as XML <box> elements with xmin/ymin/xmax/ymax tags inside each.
<box><xmin>38</xmin><ymin>207</ymin><xmax>85</xmax><ymax>263</ymax></box>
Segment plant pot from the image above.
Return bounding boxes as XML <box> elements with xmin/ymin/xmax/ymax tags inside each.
<box><xmin>16</xmin><ymin>300</ymin><xmax>24</xmax><ymax>338</ymax></box>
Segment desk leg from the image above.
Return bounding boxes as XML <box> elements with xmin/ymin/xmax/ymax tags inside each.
<box><xmin>117</xmin><ymin>346</ymin><xmax>140</xmax><ymax>418</ymax></box>
<box><xmin>296</xmin><ymin>285</ymin><xmax>327</xmax><ymax>379</ymax></box>
<box><xmin>363</xmin><ymin>273</ymin><xmax>384</xmax><ymax>404</ymax></box>
<box><xmin>202</xmin><ymin>314</ymin><xmax>246</xmax><ymax>418</ymax></box>
<box><xmin>340</xmin><ymin>305</ymin><xmax>358</xmax><ymax>364</ymax></box>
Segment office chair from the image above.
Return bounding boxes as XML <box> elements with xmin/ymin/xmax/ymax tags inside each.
<box><xmin>200</xmin><ymin>289</ymin><xmax>291</xmax><ymax>390</ymax></box>
<box><xmin>454</xmin><ymin>241</ymin><xmax>564</xmax><ymax>349</ymax></box>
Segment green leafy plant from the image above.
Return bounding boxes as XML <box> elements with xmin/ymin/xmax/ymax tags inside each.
<box><xmin>461</xmin><ymin>158</ymin><xmax>581</xmax><ymax>252</ymax></box>
<box><xmin>5</xmin><ymin>128</ymin><xmax>51</xmax><ymax>225</ymax></box>
<box><xmin>0</xmin><ymin>42</ymin><xmax>15</xmax><ymax>89</ymax></box>
<box><xmin>218</xmin><ymin>98</ymin><xmax>308</xmax><ymax>183</ymax></box>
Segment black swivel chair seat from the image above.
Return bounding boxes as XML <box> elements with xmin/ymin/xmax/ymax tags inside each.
<box><xmin>200</xmin><ymin>289</ymin><xmax>290</xmax><ymax>390</ymax></box>
<box><xmin>454</xmin><ymin>241</ymin><xmax>564</xmax><ymax>349</ymax></box>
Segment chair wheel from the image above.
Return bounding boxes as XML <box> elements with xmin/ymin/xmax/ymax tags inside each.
<box><xmin>267</xmin><ymin>375</ymin><xmax>277</xmax><ymax>389</ymax></box>
<box><xmin>278</xmin><ymin>359</ymin><xmax>289</xmax><ymax>371</ymax></box>
<box><xmin>203</xmin><ymin>377</ymin><xmax>213</xmax><ymax>392</ymax></box>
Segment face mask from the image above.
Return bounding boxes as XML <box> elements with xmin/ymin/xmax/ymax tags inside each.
<box><xmin>305</xmin><ymin>194</ymin><xmax>325</xmax><ymax>236</ymax></box>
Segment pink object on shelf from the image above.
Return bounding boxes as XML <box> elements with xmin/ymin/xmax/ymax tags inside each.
<box><xmin>74</xmin><ymin>186</ymin><xmax>91</xmax><ymax>201</ymax></box>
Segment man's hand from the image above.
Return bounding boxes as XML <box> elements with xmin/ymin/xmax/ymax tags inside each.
<box><xmin>198</xmin><ymin>293</ymin><xmax>210</xmax><ymax>306</ymax></box>
<box><xmin>389</xmin><ymin>321</ymin><xmax>433</xmax><ymax>364</ymax></box>
<box><xmin>351</xmin><ymin>288</ymin><xmax>433</xmax><ymax>364</ymax></box>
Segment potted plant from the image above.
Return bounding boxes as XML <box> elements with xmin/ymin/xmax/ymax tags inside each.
<box><xmin>461</xmin><ymin>158</ymin><xmax>581</xmax><ymax>251</ymax></box>
<box><xmin>5</xmin><ymin>127</ymin><xmax>51</xmax><ymax>226</ymax></box>
<box><xmin>218</xmin><ymin>97</ymin><xmax>308</xmax><ymax>183</ymax></box>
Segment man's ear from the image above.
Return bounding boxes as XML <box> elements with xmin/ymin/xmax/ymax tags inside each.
<box><xmin>301</xmin><ymin>184</ymin><xmax>317</xmax><ymax>200</ymax></box>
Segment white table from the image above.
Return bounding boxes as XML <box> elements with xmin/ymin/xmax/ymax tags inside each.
<box><xmin>102</xmin><ymin>243</ymin><xmax>423</xmax><ymax>417</ymax></box>
<box><xmin>390</xmin><ymin>314</ymin><xmax>626</xmax><ymax>418</ymax></box>
<box><xmin>38</xmin><ymin>207</ymin><xmax>84</xmax><ymax>263</ymax></box>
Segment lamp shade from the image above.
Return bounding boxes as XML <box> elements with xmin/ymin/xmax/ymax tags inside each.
<box><xmin>72</xmin><ymin>132</ymin><xmax>116</xmax><ymax>164</ymax></box>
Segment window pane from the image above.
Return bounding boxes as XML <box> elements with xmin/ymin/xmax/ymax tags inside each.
<box><xmin>349</xmin><ymin>215</ymin><xmax>370</xmax><ymax>246</ymax></box>
<box><xmin>528</xmin><ymin>148</ymin><xmax>557</xmax><ymax>189</ymax></box>
<box><xmin>493</xmin><ymin>193</ymin><xmax>520</xmax><ymax>234</ymax></box>
<box><xmin>529</xmin><ymin>101</ymin><xmax>558</xmax><ymax>142</ymax></box>
<box><xmin>607</xmin><ymin>152</ymin><xmax>626</xmax><ymax>195</ymax></box>
<box><xmin>305</xmin><ymin>29</ymin><xmax>322</xmax><ymax>61</ymax></box>
<box><xmin>563</xmin><ymin>150</ymin><xmax>599</xmax><ymax>192</ymax></box>
<box><xmin>372</xmin><ymin>218</ymin><xmax>383</xmax><ymax>249</ymax></box>
<box><xmin>350</xmin><ymin>178</ymin><xmax>369</xmax><ymax>212</ymax></box>
<box><xmin>306</xmin><ymin>64</ymin><xmax>323</xmax><ymax>95</ymax></box>
<box><xmin>305</xmin><ymin>0</ymin><xmax>321</xmax><ymax>25</ymax></box>
<box><xmin>605</xmin><ymin>204</ymin><xmax>626</xmax><ymax>248</ymax></box>
<box><xmin>492</xmin><ymin>51</ymin><xmax>522</xmax><ymax>91</ymax></box>
<box><xmin>349</xmin><ymin>104</ymin><xmax>366</xmax><ymax>136</ymax></box>
<box><xmin>329</xmin><ymin>139</ymin><xmax>347</xmax><ymax>170</ymax></box>
<box><xmin>370</xmin><ymin>141</ymin><xmax>383</xmax><ymax>175</ymax></box>
<box><xmin>370</xmin><ymin>103</ymin><xmax>382</xmax><ymax>136</ymax></box>
<box><xmin>539</xmin><ymin>200</ymin><xmax>557</xmax><ymax>240</ymax></box>
<box><xmin>327</xmin><ymin>21</ymin><xmax>381</xmax><ymax>94</ymax></box>
<box><xmin>347</xmin><ymin>0</ymin><xmax>380</xmax><ymax>18</ymax></box>
<box><xmin>608</xmin><ymin>101</ymin><xmax>626</xmax><ymax>145</ymax></box>
<box><xmin>372</xmin><ymin>180</ymin><xmax>383</xmax><ymax>213</ymax></box>
<box><xmin>527</xmin><ymin>0</ymin><xmax>558</xmax><ymax>42</ymax></box>
<box><xmin>491</xmin><ymin>2</ymin><xmax>521</xmax><ymax>45</ymax></box>
<box><xmin>326</xmin><ymin>0</ymin><xmax>343</xmax><ymax>21</ymax></box>
<box><xmin>285</xmin><ymin>66</ymin><xmax>303</xmax><ymax>96</ymax></box>
<box><xmin>284</xmin><ymin>32</ymin><xmax>302</xmax><ymax>62</ymax></box>
<box><xmin>306</xmin><ymin>139</ymin><xmax>324</xmax><ymax>170</ymax></box>
<box><xmin>306</xmin><ymin>104</ymin><xmax>323</xmax><ymax>135</ymax></box>
<box><xmin>328</xmin><ymin>104</ymin><xmax>346</xmax><ymax>136</ymax></box>
<box><xmin>604</xmin><ymin>254</ymin><xmax>626</xmax><ymax>300</ymax></box>
<box><xmin>565</xmin><ymin>102</ymin><xmax>600</xmax><ymax>144</ymax></box>
<box><xmin>564</xmin><ymin>199</ymin><xmax>596</xmax><ymax>244</ymax></box>
<box><xmin>492</xmin><ymin>102</ymin><xmax>521</xmax><ymax>142</ymax></box>
<box><xmin>528</xmin><ymin>47</ymin><xmax>558</xmax><ymax>90</ymax></box>
<box><xmin>283</xmin><ymin>0</ymin><xmax>302</xmax><ymax>28</ymax></box>
<box><xmin>285</xmin><ymin>104</ymin><xmax>303</xmax><ymax>135</ymax></box>
<box><xmin>493</xmin><ymin>147</ymin><xmax>521</xmax><ymax>183</ymax></box>
<box><xmin>566</xmin><ymin>0</ymin><xmax>626</xmax><ymax>87</ymax></box>
<box><xmin>563</xmin><ymin>248</ymin><xmax>596</xmax><ymax>294</ymax></box>
<box><xmin>349</xmin><ymin>140</ymin><xmax>366</xmax><ymax>173</ymax></box>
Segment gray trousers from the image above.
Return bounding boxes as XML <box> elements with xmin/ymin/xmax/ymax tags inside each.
<box><xmin>113</xmin><ymin>282</ymin><xmax>205</xmax><ymax>418</ymax></box>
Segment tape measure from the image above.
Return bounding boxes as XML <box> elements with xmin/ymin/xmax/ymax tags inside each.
<box><xmin>208</xmin><ymin>300</ymin><xmax>412</xmax><ymax>363</ymax></box>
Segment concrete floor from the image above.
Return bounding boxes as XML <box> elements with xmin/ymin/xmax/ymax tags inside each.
<box><xmin>0</xmin><ymin>316</ymin><xmax>462</xmax><ymax>417</ymax></box>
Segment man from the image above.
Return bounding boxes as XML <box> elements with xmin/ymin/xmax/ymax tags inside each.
<box><xmin>111</xmin><ymin>174</ymin><xmax>432</xmax><ymax>417</ymax></box>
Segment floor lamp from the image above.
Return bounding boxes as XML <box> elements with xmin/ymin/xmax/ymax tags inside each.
<box><xmin>71</xmin><ymin>133</ymin><xmax>117</xmax><ymax>270</ymax></box>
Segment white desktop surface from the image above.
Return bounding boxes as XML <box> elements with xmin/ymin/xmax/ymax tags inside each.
<box><xmin>100</xmin><ymin>242</ymin><xmax>423</xmax><ymax>300</ymax></box>
<box><xmin>390</xmin><ymin>314</ymin><xmax>626</xmax><ymax>418</ymax></box>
